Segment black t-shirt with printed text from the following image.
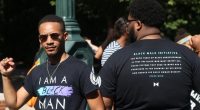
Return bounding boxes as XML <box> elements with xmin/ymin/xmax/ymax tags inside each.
<box><xmin>99</xmin><ymin>39</ymin><xmax>200</xmax><ymax>110</ymax></box>
<box><xmin>24</xmin><ymin>56</ymin><xmax>98</xmax><ymax>110</ymax></box>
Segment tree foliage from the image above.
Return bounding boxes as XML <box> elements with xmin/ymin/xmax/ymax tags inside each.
<box><xmin>163</xmin><ymin>0</ymin><xmax>200</xmax><ymax>39</ymax></box>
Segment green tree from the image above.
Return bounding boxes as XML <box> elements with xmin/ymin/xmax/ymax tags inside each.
<box><xmin>163</xmin><ymin>0</ymin><xmax>200</xmax><ymax>40</ymax></box>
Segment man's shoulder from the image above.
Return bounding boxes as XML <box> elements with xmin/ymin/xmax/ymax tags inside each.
<box><xmin>64</xmin><ymin>56</ymin><xmax>89</xmax><ymax>68</ymax></box>
<box><xmin>28</xmin><ymin>62</ymin><xmax>46</xmax><ymax>75</ymax></box>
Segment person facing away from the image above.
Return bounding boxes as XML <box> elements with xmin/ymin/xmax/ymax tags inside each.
<box><xmin>0</xmin><ymin>15</ymin><xmax>105</xmax><ymax>110</ymax></box>
<box><xmin>99</xmin><ymin>0</ymin><xmax>200</xmax><ymax>109</ymax></box>
<box><xmin>101</xmin><ymin>17</ymin><xmax>128</xmax><ymax>66</ymax></box>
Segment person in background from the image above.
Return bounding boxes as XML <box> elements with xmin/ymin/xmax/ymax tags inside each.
<box><xmin>84</xmin><ymin>28</ymin><xmax>114</xmax><ymax>73</ymax></box>
<box><xmin>176</xmin><ymin>28</ymin><xmax>200</xmax><ymax>57</ymax></box>
<box><xmin>0</xmin><ymin>15</ymin><xmax>104</xmax><ymax>110</ymax></box>
<box><xmin>101</xmin><ymin>17</ymin><xmax>129</xmax><ymax>66</ymax></box>
<box><xmin>175</xmin><ymin>28</ymin><xmax>193</xmax><ymax>50</ymax></box>
<box><xmin>99</xmin><ymin>0</ymin><xmax>200</xmax><ymax>109</ymax></box>
<box><xmin>84</xmin><ymin>37</ymin><xmax>99</xmax><ymax>54</ymax></box>
<box><xmin>84</xmin><ymin>29</ymin><xmax>114</xmax><ymax>60</ymax></box>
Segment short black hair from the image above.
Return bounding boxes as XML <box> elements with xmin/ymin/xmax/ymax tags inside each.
<box><xmin>128</xmin><ymin>0</ymin><xmax>165</xmax><ymax>28</ymax></box>
<box><xmin>38</xmin><ymin>15</ymin><xmax>65</xmax><ymax>32</ymax></box>
<box><xmin>114</xmin><ymin>17</ymin><xmax>127</xmax><ymax>39</ymax></box>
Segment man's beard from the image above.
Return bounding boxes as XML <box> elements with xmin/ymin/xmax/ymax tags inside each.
<box><xmin>128</xmin><ymin>29</ymin><xmax>137</xmax><ymax>43</ymax></box>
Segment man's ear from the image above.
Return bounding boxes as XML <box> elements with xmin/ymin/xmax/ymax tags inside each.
<box><xmin>63</xmin><ymin>32</ymin><xmax>68</xmax><ymax>40</ymax></box>
<box><xmin>135</xmin><ymin>21</ymin><xmax>142</xmax><ymax>31</ymax></box>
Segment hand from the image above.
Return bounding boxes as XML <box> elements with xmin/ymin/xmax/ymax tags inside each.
<box><xmin>0</xmin><ymin>57</ymin><xmax>16</xmax><ymax>77</ymax></box>
<box><xmin>191</xmin><ymin>35</ymin><xmax>200</xmax><ymax>53</ymax></box>
<box><xmin>85</xmin><ymin>39</ymin><xmax>92</xmax><ymax>44</ymax></box>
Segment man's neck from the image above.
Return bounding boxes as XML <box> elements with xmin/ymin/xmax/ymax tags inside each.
<box><xmin>48</xmin><ymin>52</ymin><xmax>69</xmax><ymax>64</ymax></box>
<box><xmin>139</xmin><ymin>33</ymin><xmax>161</xmax><ymax>40</ymax></box>
<box><xmin>137</xmin><ymin>27</ymin><xmax>161</xmax><ymax>40</ymax></box>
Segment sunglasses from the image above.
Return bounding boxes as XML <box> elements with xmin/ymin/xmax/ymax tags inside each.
<box><xmin>126</xmin><ymin>19</ymin><xmax>138</xmax><ymax>25</ymax></box>
<box><xmin>39</xmin><ymin>33</ymin><xmax>61</xmax><ymax>42</ymax></box>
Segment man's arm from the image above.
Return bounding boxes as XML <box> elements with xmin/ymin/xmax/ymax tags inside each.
<box><xmin>2</xmin><ymin>76</ymin><xmax>31</xmax><ymax>109</ymax></box>
<box><xmin>95</xmin><ymin>46</ymin><xmax>104</xmax><ymax>60</ymax></box>
<box><xmin>86</xmin><ymin>90</ymin><xmax>105</xmax><ymax>110</ymax></box>
<box><xmin>0</xmin><ymin>58</ymin><xmax>31</xmax><ymax>109</ymax></box>
<box><xmin>102</xmin><ymin>97</ymin><xmax>113</xmax><ymax>110</ymax></box>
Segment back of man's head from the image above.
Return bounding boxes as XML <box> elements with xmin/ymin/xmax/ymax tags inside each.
<box><xmin>128</xmin><ymin>0</ymin><xmax>165</xmax><ymax>28</ymax></box>
<box><xmin>38</xmin><ymin>15</ymin><xmax>65</xmax><ymax>32</ymax></box>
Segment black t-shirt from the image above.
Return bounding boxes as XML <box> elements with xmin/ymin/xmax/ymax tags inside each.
<box><xmin>99</xmin><ymin>39</ymin><xmax>200</xmax><ymax>110</ymax></box>
<box><xmin>24</xmin><ymin>56</ymin><xmax>98</xmax><ymax>110</ymax></box>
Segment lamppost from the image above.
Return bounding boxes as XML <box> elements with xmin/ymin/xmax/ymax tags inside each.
<box><xmin>56</xmin><ymin>0</ymin><xmax>93</xmax><ymax>66</ymax></box>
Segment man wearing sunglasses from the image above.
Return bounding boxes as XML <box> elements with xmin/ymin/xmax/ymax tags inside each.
<box><xmin>99</xmin><ymin>0</ymin><xmax>200</xmax><ymax>109</ymax></box>
<box><xmin>0</xmin><ymin>15</ymin><xmax>104</xmax><ymax>110</ymax></box>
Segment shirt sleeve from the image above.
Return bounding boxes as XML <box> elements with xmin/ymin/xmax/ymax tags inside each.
<box><xmin>79</xmin><ymin>65</ymin><xmax>98</xmax><ymax>96</ymax></box>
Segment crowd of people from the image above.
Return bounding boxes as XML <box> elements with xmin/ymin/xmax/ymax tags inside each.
<box><xmin>0</xmin><ymin>0</ymin><xmax>200</xmax><ymax>110</ymax></box>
